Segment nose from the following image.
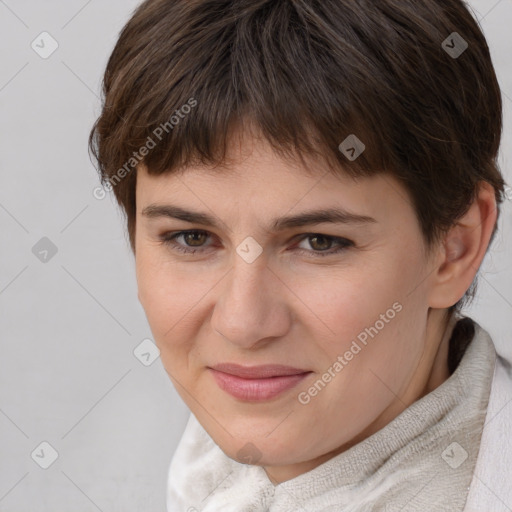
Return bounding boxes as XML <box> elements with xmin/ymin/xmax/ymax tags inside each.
<box><xmin>210</xmin><ymin>256</ymin><xmax>291</xmax><ymax>349</ymax></box>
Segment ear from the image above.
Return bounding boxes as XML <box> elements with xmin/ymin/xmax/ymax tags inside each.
<box><xmin>428</xmin><ymin>181</ymin><xmax>498</xmax><ymax>308</ymax></box>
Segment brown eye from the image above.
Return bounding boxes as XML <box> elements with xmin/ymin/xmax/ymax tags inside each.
<box><xmin>160</xmin><ymin>230</ymin><xmax>214</xmax><ymax>255</ymax></box>
<box><xmin>295</xmin><ymin>233</ymin><xmax>354</xmax><ymax>258</ymax></box>
<box><xmin>307</xmin><ymin>235</ymin><xmax>334</xmax><ymax>251</ymax></box>
<box><xmin>183</xmin><ymin>231</ymin><xmax>208</xmax><ymax>246</ymax></box>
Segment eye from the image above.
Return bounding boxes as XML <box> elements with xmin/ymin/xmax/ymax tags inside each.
<box><xmin>293</xmin><ymin>233</ymin><xmax>354</xmax><ymax>258</ymax></box>
<box><xmin>158</xmin><ymin>230</ymin><xmax>354</xmax><ymax>258</ymax></box>
<box><xmin>159</xmin><ymin>230</ymin><xmax>214</xmax><ymax>254</ymax></box>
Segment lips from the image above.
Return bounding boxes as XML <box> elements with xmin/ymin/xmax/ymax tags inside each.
<box><xmin>209</xmin><ymin>363</ymin><xmax>310</xmax><ymax>379</ymax></box>
<box><xmin>208</xmin><ymin>363</ymin><xmax>312</xmax><ymax>401</ymax></box>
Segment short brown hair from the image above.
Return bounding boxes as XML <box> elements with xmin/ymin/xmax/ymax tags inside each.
<box><xmin>89</xmin><ymin>0</ymin><xmax>506</xmax><ymax>313</ymax></box>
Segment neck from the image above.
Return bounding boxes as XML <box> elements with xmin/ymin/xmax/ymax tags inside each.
<box><xmin>423</xmin><ymin>308</ymin><xmax>453</xmax><ymax>395</ymax></box>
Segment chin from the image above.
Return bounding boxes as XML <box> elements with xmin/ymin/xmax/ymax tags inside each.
<box><xmin>213</xmin><ymin>429</ymin><xmax>303</xmax><ymax>467</ymax></box>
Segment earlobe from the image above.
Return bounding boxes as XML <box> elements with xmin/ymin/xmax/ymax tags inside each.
<box><xmin>428</xmin><ymin>182</ymin><xmax>497</xmax><ymax>309</ymax></box>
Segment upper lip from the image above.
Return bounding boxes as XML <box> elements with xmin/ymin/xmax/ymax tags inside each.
<box><xmin>209</xmin><ymin>363</ymin><xmax>311</xmax><ymax>379</ymax></box>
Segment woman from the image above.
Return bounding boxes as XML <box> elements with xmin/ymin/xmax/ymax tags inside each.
<box><xmin>89</xmin><ymin>0</ymin><xmax>512</xmax><ymax>510</ymax></box>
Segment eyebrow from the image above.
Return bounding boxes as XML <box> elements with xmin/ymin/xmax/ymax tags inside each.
<box><xmin>141</xmin><ymin>204</ymin><xmax>377</xmax><ymax>232</ymax></box>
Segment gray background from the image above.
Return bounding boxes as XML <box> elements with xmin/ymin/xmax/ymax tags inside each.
<box><xmin>0</xmin><ymin>1</ymin><xmax>511</xmax><ymax>511</ymax></box>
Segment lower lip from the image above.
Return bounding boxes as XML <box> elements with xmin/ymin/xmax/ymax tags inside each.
<box><xmin>209</xmin><ymin>369</ymin><xmax>311</xmax><ymax>401</ymax></box>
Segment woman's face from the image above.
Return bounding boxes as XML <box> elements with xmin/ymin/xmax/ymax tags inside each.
<box><xmin>135</xmin><ymin>130</ymin><xmax>447</xmax><ymax>483</ymax></box>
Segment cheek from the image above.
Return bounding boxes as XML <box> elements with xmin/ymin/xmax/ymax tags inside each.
<box><xmin>300</xmin><ymin>261</ymin><xmax>405</xmax><ymax>342</ymax></box>
<box><xmin>303</xmin><ymin>251</ymin><xmax>425</xmax><ymax>379</ymax></box>
<box><xmin>136</xmin><ymin>251</ymin><xmax>190</xmax><ymax>338</ymax></box>
<box><xmin>135</xmin><ymin>251</ymin><xmax>217</xmax><ymax>360</ymax></box>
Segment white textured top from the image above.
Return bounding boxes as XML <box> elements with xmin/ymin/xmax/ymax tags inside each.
<box><xmin>167</xmin><ymin>316</ymin><xmax>508</xmax><ymax>512</ymax></box>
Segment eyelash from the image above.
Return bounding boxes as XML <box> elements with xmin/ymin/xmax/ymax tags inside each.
<box><xmin>159</xmin><ymin>230</ymin><xmax>354</xmax><ymax>258</ymax></box>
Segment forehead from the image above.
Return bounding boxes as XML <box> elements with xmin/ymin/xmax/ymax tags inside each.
<box><xmin>135</xmin><ymin>128</ymin><xmax>414</xmax><ymax>230</ymax></box>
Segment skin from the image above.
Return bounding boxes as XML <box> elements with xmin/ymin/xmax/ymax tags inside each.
<box><xmin>135</xmin><ymin>126</ymin><xmax>497</xmax><ymax>485</ymax></box>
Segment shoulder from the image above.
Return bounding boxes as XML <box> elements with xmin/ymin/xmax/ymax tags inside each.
<box><xmin>464</xmin><ymin>350</ymin><xmax>512</xmax><ymax>512</ymax></box>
